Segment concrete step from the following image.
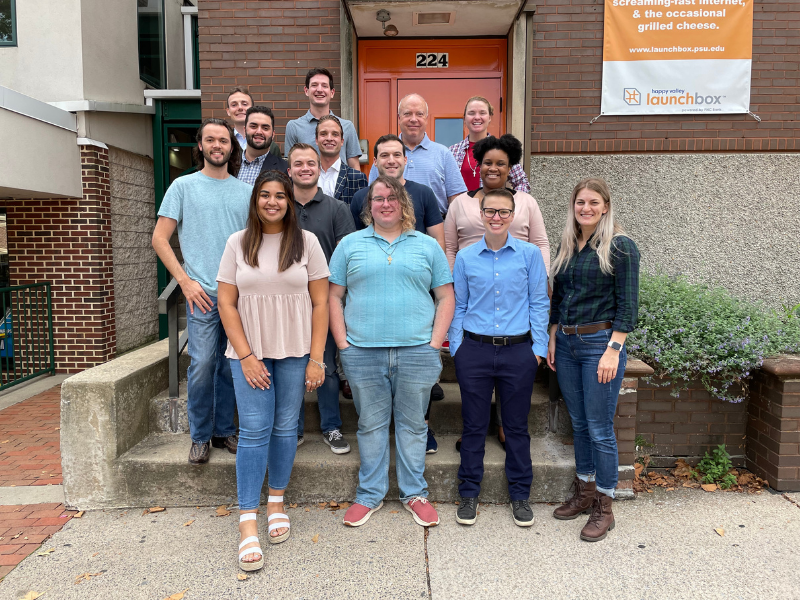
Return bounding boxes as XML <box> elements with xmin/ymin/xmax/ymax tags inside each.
<box><xmin>115</xmin><ymin>432</ymin><xmax>577</xmax><ymax>507</ymax></box>
<box><xmin>149</xmin><ymin>381</ymin><xmax>564</xmax><ymax>437</ymax></box>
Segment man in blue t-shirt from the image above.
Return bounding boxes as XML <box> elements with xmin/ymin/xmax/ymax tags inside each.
<box><xmin>351</xmin><ymin>135</ymin><xmax>444</xmax><ymax>253</ymax></box>
<box><xmin>152</xmin><ymin>118</ymin><xmax>252</xmax><ymax>466</ymax></box>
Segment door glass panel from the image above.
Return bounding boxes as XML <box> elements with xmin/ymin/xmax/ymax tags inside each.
<box><xmin>166</xmin><ymin>127</ymin><xmax>197</xmax><ymax>184</ymax></box>
<box><xmin>434</xmin><ymin>118</ymin><xmax>464</xmax><ymax>148</ymax></box>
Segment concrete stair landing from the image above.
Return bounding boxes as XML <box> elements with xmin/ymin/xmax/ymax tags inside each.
<box><xmin>117</xmin><ymin>431</ymin><xmax>577</xmax><ymax>507</ymax></box>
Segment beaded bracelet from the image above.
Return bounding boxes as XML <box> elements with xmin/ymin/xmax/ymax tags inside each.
<box><xmin>308</xmin><ymin>358</ymin><xmax>326</xmax><ymax>370</ymax></box>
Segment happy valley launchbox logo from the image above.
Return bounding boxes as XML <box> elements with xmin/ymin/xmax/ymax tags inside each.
<box><xmin>623</xmin><ymin>87</ymin><xmax>725</xmax><ymax>108</ymax></box>
<box><xmin>623</xmin><ymin>88</ymin><xmax>641</xmax><ymax>105</ymax></box>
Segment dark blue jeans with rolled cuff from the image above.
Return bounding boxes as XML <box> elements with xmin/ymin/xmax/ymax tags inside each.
<box><xmin>554</xmin><ymin>327</ymin><xmax>627</xmax><ymax>497</ymax></box>
<box><xmin>297</xmin><ymin>331</ymin><xmax>342</xmax><ymax>436</ymax></box>
<box><xmin>185</xmin><ymin>297</ymin><xmax>237</xmax><ymax>444</ymax></box>
<box><xmin>454</xmin><ymin>336</ymin><xmax>538</xmax><ymax>500</ymax></box>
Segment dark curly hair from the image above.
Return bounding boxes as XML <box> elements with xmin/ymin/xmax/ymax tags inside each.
<box><xmin>472</xmin><ymin>133</ymin><xmax>523</xmax><ymax>167</ymax></box>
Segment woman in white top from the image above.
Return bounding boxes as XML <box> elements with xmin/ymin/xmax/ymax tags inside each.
<box><xmin>217</xmin><ymin>170</ymin><xmax>330</xmax><ymax>572</ymax></box>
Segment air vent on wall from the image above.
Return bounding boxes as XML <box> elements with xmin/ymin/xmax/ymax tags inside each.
<box><xmin>413</xmin><ymin>12</ymin><xmax>456</xmax><ymax>26</ymax></box>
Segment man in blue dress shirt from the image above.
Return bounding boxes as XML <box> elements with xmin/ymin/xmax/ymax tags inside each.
<box><xmin>448</xmin><ymin>188</ymin><xmax>549</xmax><ymax>528</ymax></box>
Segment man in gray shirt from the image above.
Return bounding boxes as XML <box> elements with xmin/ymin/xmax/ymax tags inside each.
<box><xmin>288</xmin><ymin>142</ymin><xmax>356</xmax><ymax>454</ymax></box>
<box><xmin>284</xmin><ymin>68</ymin><xmax>362</xmax><ymax>170</ymax></box>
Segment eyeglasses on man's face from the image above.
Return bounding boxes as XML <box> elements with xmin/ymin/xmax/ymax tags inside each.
<box><xmin>481</xmin><ymin>208</ymin><xmax>513</xmax><ymax>219</ymax></box>
<box><xmin>372</xmin><ymin>196</ymin><xmax>400</xmax><ymax>206</ymax></box>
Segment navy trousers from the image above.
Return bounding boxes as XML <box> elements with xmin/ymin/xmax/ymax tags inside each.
<box><xmin>454</xmin><ymin>336</ymin><xmax>538</xmax><ymax>500</ymax></box>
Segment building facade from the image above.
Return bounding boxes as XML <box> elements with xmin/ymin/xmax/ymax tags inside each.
<box><xmin>198</xmin><ymin>0</ymin><xmax>799</xmax><ymax>308</ymax></box>
<box><xmin>0</xmin><ymin>0</ymin><xmax>202</xmax><ymax>374</ymax></box>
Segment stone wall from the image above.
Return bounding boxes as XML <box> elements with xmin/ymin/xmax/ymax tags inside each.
<box><xmin>108</xmin><ymin>147</ymin><xmax>158</xmax><ymax>354</ymax></box>
<box><xmin>532</xmin><ymin>153</ymin><xmax>800</xmax><ymax>309</ymax></box>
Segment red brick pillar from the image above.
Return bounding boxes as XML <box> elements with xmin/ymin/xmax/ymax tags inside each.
<box><xmin>5</xmin><ymin>143</ymin><xmax>116</xmax><ymax>372</ymax></box>
<box><xmin>615</xmin><ymin>359</ymin><xmax>653</xmax><ymax>493</ymax></box>
<box><xmin>747</xmin><ymin>356</ymin><xmax>800</xmax><ymax>491</ymax></box>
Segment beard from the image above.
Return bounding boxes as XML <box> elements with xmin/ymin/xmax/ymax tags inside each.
<box><xmin>201</xmin><ymin>145</ymin><xmax>232</xmax><ymax>167</ymax></box>
<box><xmin>246</xmin><ymin>131</ymin><xmax>273</xmax><ymax>151</ymax></box>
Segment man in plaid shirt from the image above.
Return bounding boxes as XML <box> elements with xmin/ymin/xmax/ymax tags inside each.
<box><xmin>315</xmin><ymin>115</ymin><xmax>367</xmax><ymax>207</ymax></box>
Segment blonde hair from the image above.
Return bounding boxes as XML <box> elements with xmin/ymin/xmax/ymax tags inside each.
<box><xmin>463</xmin><ymin>96</ymin><xmax>494</xmax><ymax>118</ymax></box>
<box><xmin>361</xmin><ymin>176</ymin><xmax>417</xmax><ymax>232</ymax></box>
<box><xmin>551</xmin><ymin>178</ymin><xmax>627</xmax><ymax>276</ymax></box>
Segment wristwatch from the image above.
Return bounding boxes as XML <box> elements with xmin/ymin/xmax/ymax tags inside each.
<box><xmin>607</xmin><ymin>341</ymin><xmax>623</xmax><ymax>351</ymax></box>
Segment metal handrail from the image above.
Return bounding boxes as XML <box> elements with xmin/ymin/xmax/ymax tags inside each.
<box><xmin>158</xmin><ymin>277</ymin><xmax>188</xmax><ymax>432</ymax></box>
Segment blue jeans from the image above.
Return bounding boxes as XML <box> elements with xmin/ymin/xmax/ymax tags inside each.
<box><xmin>185</xmin><ymin>297</ymin><xmax>236</xmax><ymax>444</ymax></box>
<box><xmin>340</xmin><ymin>344</ymin><xmax>442</xmax><ymax>508</ymax></box>
<box><xmin>555</xmin><ymin>328</ymin><xmax>627</xmax><ymax>494</ymax></box>
<box><xmin>297</xmin><ymin>331</ymin><xmax>342</xmax><ymax>436</ymax></box>
<box><xmin>454</xmin><ymin>336</ymin><xmax>537</xmax><ymax>500</ymax></box>
<box><xmin>231</xmin><ymin>355</ymin><xmax>308</xmax><ymax>510</ymax></box>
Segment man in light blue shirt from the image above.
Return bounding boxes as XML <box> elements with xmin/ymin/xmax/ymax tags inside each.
<box><xmin>447</xmin><ymin>188</ymin><xmax>548</xmax><ymax>528</ymax></box>
<box><xmin>368</xmin><ymin>93</ymin><xmax>467</xmax><ymax>215</ymax></box>
<box><xmin>284</xmin><ymin>68</ymin><xmax>362</xmax><ymax>169</ymax></box>
<box><xmin>152</xmin><ymin>118</ymin><xmax>251</xmax><ymax>466</ymax></box>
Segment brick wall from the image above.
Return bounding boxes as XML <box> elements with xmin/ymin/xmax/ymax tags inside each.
<box><xmin>636</xmin><ymin>378</ymin><xmax>747</xmax><ymax>467</ymax></box>
<box><xmin>530</xmin><ymin>0</ymin><xmax>800</xmax><ymax>153</ymax></box>
<box><xmin>746</xmin><ymin>358</ymin><xmax>800</xmax><ymax>491</ymax></box>
<box><xmin>198</xmin><ymin>0</ymin><xmax>342</xmax><ymax>148</ymax></box>
<box><xmin>5</xmin><ymin>145</ymin><xmax>116</xmax><ymax>372</ymax></box>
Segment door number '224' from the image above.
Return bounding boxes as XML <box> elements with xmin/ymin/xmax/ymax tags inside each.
<box><xmin>416</xmin><ymin>53</ymin><xmax>449</xmax><ymax>68</ymax></box>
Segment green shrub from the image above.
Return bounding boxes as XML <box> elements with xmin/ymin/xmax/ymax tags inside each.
<box><xmin>693</xmin><ymin>445</ymin><xmax>737</xmax><ymax>489</ymax></box>
<box><xmin>627</xmin><ymin>273</ymin><xmax>800</xmax><ymax>402</ymax></box>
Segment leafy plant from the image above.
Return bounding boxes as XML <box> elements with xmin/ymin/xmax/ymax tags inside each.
<box><xmin>693</xmin><ymin>445</ymin><xmax>737</xmax><ymax>490</ymax></box>
<box><xmin>627</xmin><ymin>273</ymin><xmax>800</xmax><ymax>402</ymax></box>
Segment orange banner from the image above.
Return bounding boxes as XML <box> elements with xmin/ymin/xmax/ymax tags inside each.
<box><xmin>604</xmin><ymin>0</ymin><xmax>753</xmax><ymax>62</ymax></box>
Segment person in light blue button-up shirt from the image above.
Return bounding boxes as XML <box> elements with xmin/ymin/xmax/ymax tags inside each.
<box><xmin>368</xmin><ymin>94</ymin><xmax>467</xmax><ymax>215</ymax></box>
<box><xmin>447</xmin><ymin>188</ymin><xmax>548</xmax><ymax>527</ymax></box>
<box><xmin>329</xmin><ymin>176</ymin><xmax>454</xmax><ymax>527</ymax></box>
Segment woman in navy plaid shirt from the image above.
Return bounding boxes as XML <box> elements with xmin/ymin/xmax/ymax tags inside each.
<box><xmin>546</xmin><ymin>177</ymin><xmax>640</xmax><ymax>542</ymax></box>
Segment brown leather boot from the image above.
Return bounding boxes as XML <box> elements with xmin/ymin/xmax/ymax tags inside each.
<box><xmin>580</xmin><ymin>491</ymin><xmax>615</xmax><ymax>542</ymax></box>
<box><xmin>553</xmin><ymin>477</ymin><xmax>596</xmax><ymax>520</ymax></box>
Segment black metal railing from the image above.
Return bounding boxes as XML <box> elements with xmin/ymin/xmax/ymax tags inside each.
<box><xmin>0</xmin><ymin>283</ymin><xmax>55</xmax><ymax>391</ymax></box>
<box><xmin>158</xmin><ymin>277</ymin><xmax>188</xmax><ymax>432</ymax></box>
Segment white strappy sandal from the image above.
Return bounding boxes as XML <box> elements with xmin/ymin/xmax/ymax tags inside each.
<box><xmin>238</xmin><ymin>512</ymin><xmax>264</xmax><ymax>572</ymax></box>
<box><xmin>267</xmin><ymin>494</ymin><xmax>291</xmax><ymax>544</ymax></box>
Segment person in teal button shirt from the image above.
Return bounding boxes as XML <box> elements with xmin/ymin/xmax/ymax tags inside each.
<box><xmin>329</xmin><ymin>175</ymin><xmax>454</xmax><ymax>529</ymax></box>
<box><xmin>448</xmin><ymin>188</ymin><xmax>549</xmax><ymax>528</ymax></box>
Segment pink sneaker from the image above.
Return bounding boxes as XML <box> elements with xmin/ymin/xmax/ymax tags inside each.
<box><xmin>343</xmin><ymin>501</ymin><xmax>383</xmax><ymax>527</ymax></box>
<box><xmin>403</xmin><ymin>497</ymin><xmax>439</xmax><ymax>527</ymax></box>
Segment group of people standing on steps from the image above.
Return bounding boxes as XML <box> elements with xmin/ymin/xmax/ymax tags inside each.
<box><xmin>150</xmin><ymin>67</ymin><xmax>640</xmax><ymax>573</ymax></box>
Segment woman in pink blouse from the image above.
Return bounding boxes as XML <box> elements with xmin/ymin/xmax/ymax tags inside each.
<box><xmin>444</xmin><ymin>134</ymin><xmax>550</xmax><ymax>449</ymax></box>
<box><xmin>217</xmin><ymin>171</ymin><xmax>330</xmax><ymax>572</ymax></box>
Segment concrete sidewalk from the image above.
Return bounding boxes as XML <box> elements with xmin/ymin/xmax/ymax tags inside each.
<box><xmin>1</xmin><ymin>488</ymin><xmax>798</xmax><ymax>600</ymax></box>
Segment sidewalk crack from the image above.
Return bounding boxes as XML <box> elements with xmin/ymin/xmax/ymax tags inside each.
<box><xmin>424</xmin><ymin>527</ymin><xmax>432</xmax><ymax>599</ymax></box>
<box><xmin>782</xmin><ymin>493</ymin><xmax>800</xmax><ymax>509</ymax></box>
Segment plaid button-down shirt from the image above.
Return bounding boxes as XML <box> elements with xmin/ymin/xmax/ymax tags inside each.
<box><xmin>237</xmin><ymin>152</ymin><xmax>269</xmax><ymax>186</ymax></box>
<box><xmin>449</xmin><ymin>137</ymin><xmax>531</xmax><ymax>193</ymax></box>
<box><xmin>550</xmin><ymin>234</ymin><xmax>640</xmax><ymax>333</ymax></box>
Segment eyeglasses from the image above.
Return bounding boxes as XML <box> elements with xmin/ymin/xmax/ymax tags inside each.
<box><xmin>481</xmin><ymin>208</ymin><xmax>514</xmax><ymax>219</ymax></box>
<box><xmin>372</xmin><ymin>196</ymin><xmax>400</xmax><ymax>205</ymax></box>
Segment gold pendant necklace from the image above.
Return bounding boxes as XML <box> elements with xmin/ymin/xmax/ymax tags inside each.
<box><xmin>466</xmin><ymin>148</ymin><xmax>477</xmax><ymax>177</ymax></box>
<box><xmin>377</xmin><ymin>241</ymin><xmax>398</xmax><ymax>265</ymax></box>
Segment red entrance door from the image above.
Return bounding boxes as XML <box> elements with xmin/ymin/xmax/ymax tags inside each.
<box><xmin>358</xmin><ymin>39</ymin><xmax>507</xmax><ymax>171</ymax></box>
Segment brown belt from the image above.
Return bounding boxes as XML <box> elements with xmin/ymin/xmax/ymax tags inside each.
<box><xmin>559</xmin><ymin>321</ymin><xmax>613</xmax><ymax>335</ymax></box>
